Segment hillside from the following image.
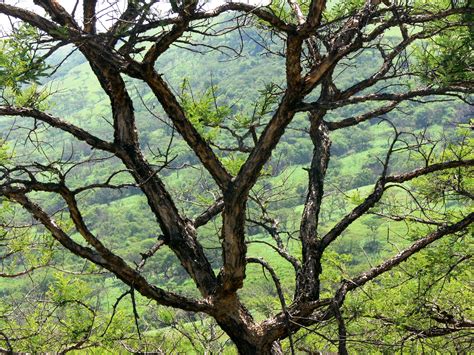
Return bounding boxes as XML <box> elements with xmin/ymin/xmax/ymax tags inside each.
<box><xmin>0</xmin><ymin>7</ymin><xmax>472</xmax><ymax>353</ymax></box>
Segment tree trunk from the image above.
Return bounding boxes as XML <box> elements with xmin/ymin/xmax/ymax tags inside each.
<box><xmin>220</xmin><ymin>329</ymin><xmax>284</xmax><ymax>355</ymax></box>
<box><xmin>212</xmin><ymin>294</ymin><xmax>285</xmax><ymax>354</ymax></box>
<box><xmin>297</xmin><ymin>111</ymin><xmax>331</xmax><ymax>301</ymax></box>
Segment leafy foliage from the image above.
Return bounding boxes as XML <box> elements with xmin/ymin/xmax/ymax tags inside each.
<box><xmin>0</xmin><ymin>25</ymin><xmax>48</xmax><ymax>93</ymax></box>
<box><xmin>414</xmin><ymin>28</ymin><xmax>473</xmax><ymax>84</ymax></box>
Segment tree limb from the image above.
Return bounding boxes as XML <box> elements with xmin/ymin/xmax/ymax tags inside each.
<box><xmin>0</xmin><ymin>3</ymin><xmax>60</xmax><ymax>35</ymax></box>
<box><xmin>336</xmin><ymin>212</ymin><xmax>474</xmax><ymax>302</ymax></box>
<box><xmin>193</xmin><ymin>197</ymin><xmax>224</xmax><ymax>228</ymax></box>
<box><xmin>33</xmin><ymin>0</ymin><xmax>79</xmax><ymax>28</ymax></box>
<box><xmin>321</xmin><ymin>159</ymin><xmax>474</xmax><ymax>249</ymax></box>
<box><xmin>0</xmin><ymin>188</ymin><xmax>212</xmax><ymax>313</ymax></box>
<box><xmin>142</xmin><ymin>69</ymin><xmax>232</xmax><ymax>190</ymax></box>
<box><xmin>83</xmin><ymin>0</ymin><xmax>98</xmax><ymax>34</ymax></box>
<box><xmin>0</xmin><ymin>106</ymin><xmax>117</xmax><ymax>153</ymax></box>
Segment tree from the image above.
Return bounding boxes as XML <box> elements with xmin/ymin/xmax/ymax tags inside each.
<box><xmin>0</xmin><ymin>0</ymin><xmax>472</xmax><ymax>353</ymax></box>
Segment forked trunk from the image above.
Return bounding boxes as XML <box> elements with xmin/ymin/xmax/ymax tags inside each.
<box><xmin>212</xmin><ymin>294</ymin><xmax>284</xmax><ymax>354</ymax></box>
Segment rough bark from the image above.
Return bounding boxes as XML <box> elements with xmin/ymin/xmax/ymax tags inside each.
<box><xmin>79</xmin><ymin>50</ymin><xmax>219</xmax><ymax>297</ymax></box>
<box><xmin>296</xmin><ymin>111</ymin><xmax>331</xmax><ymax>301</ymax></box>
<box><xmin>0</xmin><ymin>1</ymin><xmax>473</xmax><ymax>353</ymax></box>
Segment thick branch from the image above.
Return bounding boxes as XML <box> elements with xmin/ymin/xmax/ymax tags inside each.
<box><xmin>326</xmin><ymin>101</ymin><xmax>400</xmax><ymax>130</ymax></box>
<box><xmin>193</xmin><ymin>198</ymin><xmax>224</xmax><ymax>228</ymax></box>
<box><xmin>74</xmin><ymin>59</ymin><xmax>218</xmax><ymax>296</ymax></box>
<box><xmin>296</xmin><ymin>112</ymin><xmax>330</xmax><ymax>301</ymax></box>
<box><xmin>0</xmin><ymin>188</ymin><xmax>211</xmax><ymax>313</ymax></box>
<box><xmin>336</xmin><ymin>212</ymin><xmax>474</xmax><ymax>301</ymax></box>
<box><xmin>321</xmin><ymin>159</ymin><xmax>474</xmax><ymax>249</ymax></box>
<box><xmin>116</xmin><ymin>143</ymin><xmax>218</xmax><ymax>297</ymax></box>
<box><xmin>216</xmin><ymin>35</ymin><xmax>306</xmax><ymax>294</ymax></box>
<box><xmin>2</xmin><ymin>187</ymin><xmax>107</xmax><ymax>266</ymax></box>
<box><xmin>83</xmin><ymin>0</ymin><xmax>98</xmax><ymax>34</ymax></box>
<box><xmin>142</xmin><ymin>69</ymin><xmax>232</xmax><ymax>190</ymax></box>
<box><xmin>232</xmin><ymin>35</ymin><xmax>304</xmax><ymax>197</ymax></box>
<box><xmin>333</xmin><ymin>302</ymin><xmax>348</xmax><ymax>355</ymax></box>
<box><xmin>0</xmin><ymin>4</ymin><xmax>60</xmax><ymax>35</ymax></box>
<box><xmin>304</xmin><ymin>0</ymin><xmax>326</xmax><ymax>31</ymax></box>
<box><xmin>0</xmin><ymin>106</ymin><xmax>116</xmax><ymax>153</ymax></box>
<box><xmin>303</xmin><ymin>56</ymin><xmax>337</xmax><ymax>94</ymax></box>
<box><xmin>217</xmin><ymin>196</ymin><xmax>248</xmax><ymax>293</ymax></box>
<box><xmin>82</xmin><ymin>63</ymin><xmax>139</xmax><ymax>146</ymax></box>
<box><xmin>61</xmin><ymin>188</ymin><xmax>128</xmax><ymax>263</ymax></box>
<box><xmin>142</xmin><ymin>22</ymin><xmax>189</xmax><ymax>65</ymax></box>
<box><xmin>33</xmin><ymin>0</ymin><xmax>79</xmax><ymax>28</ymax></box>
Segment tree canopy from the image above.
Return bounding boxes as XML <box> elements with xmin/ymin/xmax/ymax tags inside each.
<box><xmin>0</xmin><ymin>0</ymin><xmax>472</xmax><ymax>353</ymax></box>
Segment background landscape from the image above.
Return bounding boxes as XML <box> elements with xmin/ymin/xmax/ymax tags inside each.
<box><xmin>0</xmin><ymin>4</ymin><xmax>472</xmax><ymax>353</ymax></box>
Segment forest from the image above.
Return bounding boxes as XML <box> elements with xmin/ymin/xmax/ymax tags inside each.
<box><xmin>0</xmin><ymin>0</ymin><xmax>472</xmax><ymax>353</ymax></box>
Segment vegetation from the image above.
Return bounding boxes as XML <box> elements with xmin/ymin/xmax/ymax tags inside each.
<box><xmin>0</xmin><ymin>0</ymin><xmax>472</xmax><ymax>353</ymax></box>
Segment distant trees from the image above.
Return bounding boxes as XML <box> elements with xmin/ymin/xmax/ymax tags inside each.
<box><xmin>0</xmin><ymin>0</ymin><xmax>472</xmax><ymax>353</ymax></box>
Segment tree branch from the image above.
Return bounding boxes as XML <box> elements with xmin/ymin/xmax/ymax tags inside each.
<box><xmin>321</xmin><ymin>159</ymin><xmax>474</xmax><ymax>249</ymax></box>
<box><xmin>1</xmin><ymin>187</ymin><xmax>107</xmax><ymax>267</ymax></box>
<box><xmin>314</xmin><ymin>86</ymin><xmax>473</xmax><ymax>110</ymax></box>
<box><xmin>0</xmin><ymin>3</ymin><xmax>60</xmax><ymax>35</ymax></box>
<box><xmin>79</xmin><ymin>52</ymin><xmax>218</xmax><ymax>297</ymax></box>
<box><xmin>373</xmin><ymin>314</ymin><xmax>473</xmax><ymax>341</ymax></box>
<box><xmin>333</xmin><ymin>302</ymin><xmax>348</xmax><ymax>355</ymax></box>
<box><xmin>194</xmin><ymin>3</ymin><xmax>294</xmax><ymax>33</ymax></box>
<box><xmin>325</xmin><ymin>101</ymin><xmax>400</xmax><ymax>130</ymax></box>
<box><xmin>0</xmin><ymin>188</ymin><xmax>212</xmax><ymax>313</ymax></box>
<box><xmin>232</xmin><ymin>35</ymin><xmax>305</xmax><ymax>196</ymax></box>
<box><xmin>142</xmin><ymin>69</ymin><xmax>232</xmax><ymax>190</ymax></box>
<box><xmin>336</xmin><ymin>212</ymin><xmax>474</xmax><ymax>302</ymax></box>
<box><xmin>247</xmin><ymin>257</ymin><xmax>295</xmax><ymax>355</ymax></box>
<box><xmin>0</xmin><ymin>106</ymin><xmax>117</xmax><ymax>153</ymax></box>
<box><xmin>296</xmin><ymin>112</ymin><xmax>330</xmax><ymax>300</ymax></box>
<box><xmin>193</xmin><ymin>197</ymin><xmax>224</xmax><ymax>228</ymax></box>
<box><xmin>385</xmin><ymin>159</ymin><xmax>474</xmax><ymax>184</ymax></box>
<box><xmin>246</xmin><ymin>220</ymin><xmax>300</xmax><ymax>271</ymax></box>
<box><xmin>142</xmin><ymin>22</ymin><xmax>189</xmax><ymax>65</ymax></box>
<box><xmin>304</xmin><ymin>0</ymin><xmax>326</xmax><ymax>31</ymax></box>
<box><xmin>83</xmin><ymin>0</ymin><xmax>98</xmax><ymax>34</ymax></box>
<box><xmin>33</xmin><ymin>0</ymin><xmax>79</xmax><ymax>28</ymax></box>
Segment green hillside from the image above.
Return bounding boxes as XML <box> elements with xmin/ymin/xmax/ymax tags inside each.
<box><xmin>0</xmin><ymin>8</ymin><xmax>472</xmax><ymax>353</ymax></box>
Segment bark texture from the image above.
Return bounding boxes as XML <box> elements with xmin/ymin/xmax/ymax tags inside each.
<box><xmin>0</xmin><ymin>0</ymin><xmax>472</xmax><ymax>353</ymax></box>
